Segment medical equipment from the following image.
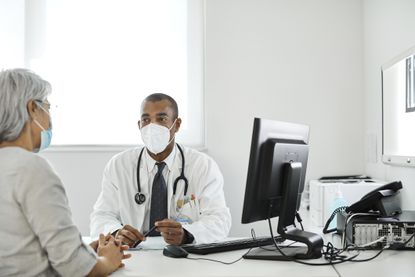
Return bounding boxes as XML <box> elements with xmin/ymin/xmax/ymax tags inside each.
<box><xmin>134</xmin><ymin>143</ymin><xmax>188</xmax><ymax>205</ymax></box>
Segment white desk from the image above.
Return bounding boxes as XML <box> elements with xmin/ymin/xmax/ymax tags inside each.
<box><xmin>106</xmin><ymin>231</ymin><xmax>415</xmax><ymax>277</ymax></box>
<box><xmin>103</xmin><ymin>206</ymin><xmax>415</xmax><ymax>276</ymax></box>
<box><xmin>111</xmin><ymin>248</ymin><xmax>338</xmax><ymax>277</ymax></box>
<box><xmin>111</xmin><ymin>246</ymin><xmax>414</xmax><ymax>277</ymax></box>
<box><xmin>334</xmin><ymin>250</ymin><xmax>415</xmax><ymax>277</ymax></box>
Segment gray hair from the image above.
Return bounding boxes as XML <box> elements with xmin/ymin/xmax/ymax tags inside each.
<box><xmin>0</xmin><ymin>68</ymin><xmax>51</xmax><ymax>142</ymax></box>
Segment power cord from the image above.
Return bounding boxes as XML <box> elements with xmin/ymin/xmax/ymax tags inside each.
<box><xmin>322</xmin><ymin>206</ymin><xmax>348</xmax><ymax>234</ymax></box>
<box><xmin>388</xmin><ymin>233</ymin><xmax>415</xmax><ymax>250</ymax></box>
<box><xmin>182</xmin><ymin>210</ymin><xmax>400</xmax><ymax>266</ymax></box>
<box><xmin>343</xmin><ymin>233</ymin><xmax>414</xmax><ymax>263</ymax></box>
<box><xmin>186</xmin><ymin>249</ymin><xmax>251</xmax><ymax>265</ymax></box>
<box><xmin>341</xmin><ymin>212</ymin><xmax>381</xmax><ymax>249</ymax></box>
<box><xmin>295</xmin><ymin>212</ymin><xmax>304</xmax><ymax>231</ymax></box>
<box><xmin>267</xmin><ymin>218</ymin><xmax>360</xmax><ymax>266</ymax></box>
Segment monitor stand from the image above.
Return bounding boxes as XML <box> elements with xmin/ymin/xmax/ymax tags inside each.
<box><xmin>243</xmin><ymin>245</ymin><xmax>310</xmax><ymax>261</ymax></box>
<box><xmin>243</xmin><ymin>228</ymin><xmax>323</xmax><ymax>261</ymax></box>
<box><xmin>244</xmin><ymin>162</ymin><xmax>323</xmax><ymax>260</ymax></box>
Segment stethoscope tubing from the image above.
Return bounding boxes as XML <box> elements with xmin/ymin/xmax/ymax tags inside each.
<box><xmin>135</xmin><ymin>143</ymin><xmax>188</xmax><ymax>205</ymax></box>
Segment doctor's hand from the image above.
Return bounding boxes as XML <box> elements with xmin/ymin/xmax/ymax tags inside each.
<box><xmin>155</xmin><ymin>219</ymin><xmax>185</xmax><ymax>245</ymax></box>
<box><xmin>115</xmin><ymin>224</ymin><xmax>145</xmax><ymax>247</ymax></box>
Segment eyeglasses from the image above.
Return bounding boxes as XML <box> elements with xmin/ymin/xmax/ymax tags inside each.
<box><xmin>34</xmin><ymin>99</ymin><xmax>56</xmax><ymax>111</ymax></box>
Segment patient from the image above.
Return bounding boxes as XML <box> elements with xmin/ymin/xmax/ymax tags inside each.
<box><xmin>0</xmin><ymin>68</ymin><xmax>130</xmax><ymax>276</ymax></box>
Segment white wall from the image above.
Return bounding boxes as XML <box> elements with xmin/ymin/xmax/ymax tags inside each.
<box><xmin>363</xmin><ymin>0</ymin><xmax>415</xmax><ymax>210</ymax></box>
<box><xmin>41</xmin><ymin>150</ymin><xmax>121</xmax><ymax>236</ymax></box>
<box><xmin>204</xmin><ymin>0</ymin><xmax>364</xmax><ymax>236</ymax></box>
<box><xmin>0</xmin><ymin>0</ymin><xmax>24</xmax><ymax>68</ymax></box>
<box><xmin>42</xmin><ymin>0</ymin><xmax>365</xmax><ymax>236</ymax></box>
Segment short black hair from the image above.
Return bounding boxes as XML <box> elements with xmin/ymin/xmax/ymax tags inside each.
<box><xmin>143</xmin><ymin>93</ymin><xmax>179</xmax><ymax>119</ymax></box>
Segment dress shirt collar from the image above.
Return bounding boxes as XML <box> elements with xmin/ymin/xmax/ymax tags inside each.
<box><xmin>144</xmin><ymin>144</ymin><xmax>177</xmax><ymax>174</ymax></box>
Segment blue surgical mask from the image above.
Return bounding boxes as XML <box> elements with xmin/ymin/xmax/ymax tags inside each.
<box><xmin>33</xmin><ymin>102</ymin><xmax>52</xmax><ymax>152</ymax></box>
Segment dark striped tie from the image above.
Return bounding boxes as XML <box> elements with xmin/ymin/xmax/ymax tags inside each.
<box><xmin>149</xmin><ymin>162</ymin><xmax>167</xmax><ymax>236</ymax></box>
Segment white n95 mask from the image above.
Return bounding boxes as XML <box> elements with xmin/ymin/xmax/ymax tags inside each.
<box><xmin>140</xmin><ymin>119</ymin><xmax>176</xmax><ymax>154</ymax></box>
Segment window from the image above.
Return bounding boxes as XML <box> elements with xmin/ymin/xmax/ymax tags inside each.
<box><xmin>382</xmin><ymin>46</ymin><xmax>415</xmax><ymax>166</ymax></box>
<box><xmin>25</xmin><ymin>0</ymin><xmax>204</xmax><ymax>147</ymax></box>
<box><xmin>406</xmin><ymin>55</ymin><xmax>415</xmax><ymax>113</ymax></box>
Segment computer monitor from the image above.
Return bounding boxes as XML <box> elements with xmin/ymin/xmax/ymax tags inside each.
<box><xmin>241</xmin><ymin>118</ymin><xmax>323</xmax><ymax>260</ymax></box>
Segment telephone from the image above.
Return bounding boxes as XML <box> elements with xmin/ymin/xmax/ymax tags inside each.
<box><xmin>345</xmin><ymin>181</ymin><xmax>403</xmax><ymax>216</ymax></box>
<box><xmin>323</xmin><ymin>181</ymin><xmax>403</xmax><ymax>234</ymax></box>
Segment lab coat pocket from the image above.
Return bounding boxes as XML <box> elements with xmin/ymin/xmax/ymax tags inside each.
<box><xmin>176</xmin><ymin>202</ymin><xmax>199</xmax><ymax>224</ymax></box>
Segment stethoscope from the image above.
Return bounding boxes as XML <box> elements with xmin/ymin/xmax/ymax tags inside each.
<box><xmin>134</xmin><ymin>143</ymin><xmax>189</xmax><ymax>205</ymax></box>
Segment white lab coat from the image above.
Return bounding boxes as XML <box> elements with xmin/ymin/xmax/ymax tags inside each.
<box><xmin>90</xmin><ymin>144</ymin><xmax>231</xmax><ymax>244</ymax></box>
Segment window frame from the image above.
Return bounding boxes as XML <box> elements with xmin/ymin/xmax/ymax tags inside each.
<box><xmin>406</xmin><ymin>55</ymin><xmax>415</xmax><ymax>113</ymax></box>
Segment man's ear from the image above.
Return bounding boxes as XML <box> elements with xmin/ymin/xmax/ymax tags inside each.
<box><xmin>137</xmin><ymin>120</ymin><xmax>141</xmax><ymax>129</ymax></box>
<box><xmin>174</xmin><ymin>118</ymin><xmax>182</xmax><ymax>132</ymax></box>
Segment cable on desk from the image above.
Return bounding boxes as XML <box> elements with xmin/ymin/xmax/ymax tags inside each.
<box><xmin>255</xmin><ymin>228</ymin><xmax>303</xmax><ymax>253</ymax></box>
<box><xmin>322</xmin><ymin>242</ymin><xmax>348</xmax><ymax>261</ymax></box>
<box><xmin>186</xmin><ymin>250</ymin><xmax>251</xmax><ymax>265</ymax></box>
<box><xmin>267</xmin><ymin>218</ymin><xmax>360</xmax><ymax>266</ymax></box>
<box><xmin>250</xmin><ymin>228</ymin><xmax>288</xmax><ymax>252</ymax></box>
<box><xmin>345</xmin><ymin>233</ymin><xmax>415</xmax><ymax>262</ymax></box>
<box><xmin>349</xmin><ymin>248</ymin><xmax>384</xmax><ymax>262</ymax></box>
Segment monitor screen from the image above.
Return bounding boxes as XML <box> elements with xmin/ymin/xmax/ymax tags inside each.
<box><xmin>241</xmin><ymin>117</ymin><xmax>309</xmax><ymax>225</ymax></box>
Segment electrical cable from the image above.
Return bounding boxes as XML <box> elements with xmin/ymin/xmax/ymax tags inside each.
<box><xmin>266</xmin><ymin>218</ymin><xmax>360</xmax><ymax>266</ymax></box>
<box><xmin>295</xmin><ymin>212</ymin><xmax>304</xmax><ymax>231</ymax></box>
<box><xmin>388</xmin><ymin>233</ymin><xmax>415</xmax><ymax>250</ymax></box>
<box><xmin>186</xmin><ymin>249</ymin><xmax>251</xmax><ymax>265</ymax></box>
<box><xmin>349</xmin><ymin>248</ymin><xmax>385</xmax><ymax>262</ymax></box>
<box><xmin>322</xmin><ymin>206</ymin><xmax>348</xmax><ymax>234</ymax></box>
<box><xmin>181</xmin><ymin>210</ymin><xmax>395</xmax><ymax>266</ymax></box>
<box><xmin>344</xmin><ymin>233</ymin><xmax>414</xmax><ymax>262</ymax></box>
<box><xmin>355</xmin><ymin>236</ymin><xmax>387</xmax><ymax>248</ymax></box>
<box><xmin>341</xmin><ymin>212</ymin><xmax>381</xmax><ymax>249</ymax></box>
<box><xmin>250</xmin><ymin>228</ymin><xmax>287</xmax><ymax>251</ymax></box>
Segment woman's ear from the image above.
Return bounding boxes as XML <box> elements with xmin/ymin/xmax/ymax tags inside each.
<box><xmin>27</xmin><ymin>100</ymin><xmax>38</xmax><ymax>119</ymax></box>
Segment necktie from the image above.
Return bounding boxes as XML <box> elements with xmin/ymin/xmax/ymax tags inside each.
<box><xmin>149</xmin><ymin>162</ymin><xmax>167</xmax><ymax>236</ymax></box>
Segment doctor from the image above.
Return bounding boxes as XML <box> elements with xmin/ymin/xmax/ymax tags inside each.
<box><xmin>90</xmin><ymin>93</ymin><xmax>231</xmax><ymax>246</ymax></box>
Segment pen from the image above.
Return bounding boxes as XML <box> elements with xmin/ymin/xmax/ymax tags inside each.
<box><xmin>132</xmin><ymin>225</ymin><xmax>157</xmax><ymax>248</ymax></box>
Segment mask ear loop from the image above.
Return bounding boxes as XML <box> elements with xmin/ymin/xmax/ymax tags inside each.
<box><xmin>166</xmin><ymin>118</ymin><xmax>178</xmax><ymax>145</ymax></box>
<box><xmin>33</xmin><ymin>101</ymin><xmax>52</xmax><ymax>130</ymax></box>
<box><xmin>33</xmin><ymin>119</ymin><xmax>46</xmax><ymax>131</ymax></box>
<box><xmin>34</xmin><ymin>101</ymin><xmax>51</xmax><ymax>116</ymax></box>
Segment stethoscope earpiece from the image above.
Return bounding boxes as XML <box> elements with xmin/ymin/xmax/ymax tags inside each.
<box><xmin>135</xmin><ymin>143</ymin><xmax>188</xmax><ymax>205</ymax></box>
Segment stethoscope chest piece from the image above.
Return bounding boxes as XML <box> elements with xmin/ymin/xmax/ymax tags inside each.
<box><xmin>135</xmin><ymin>192</ymin><xmax>146</xmax><ymax>205</ymax></box>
